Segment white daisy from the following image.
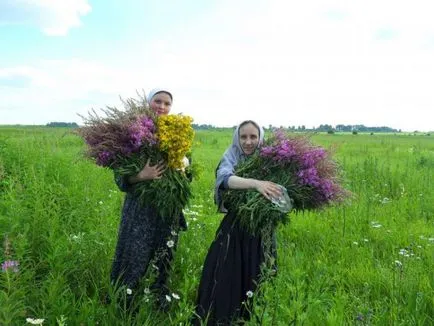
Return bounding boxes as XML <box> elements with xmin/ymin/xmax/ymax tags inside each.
<box><xmin>167</xmin><ymin>240</ymin><xmax>175</xmax><ymax>248</ymax></box>
<box><xmin>172</xmin><ymin>293</ymin><xmax>180</xmax><ymax>300</ymax></box>
<box><xmin>26</xmin><ymin>318</ymin><xmax>45</xmax><ymax>325</ymax></box>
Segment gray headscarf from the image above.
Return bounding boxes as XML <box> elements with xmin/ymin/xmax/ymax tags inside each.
<box><xmin>214</xmin><ymin>120</ymin><xmax>265</xmax><ymax>212</ymax></box>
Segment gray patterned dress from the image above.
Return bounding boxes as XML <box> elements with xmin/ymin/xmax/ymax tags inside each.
<box><xmin>110</xmin><ymin>174</ymin><xmax>187</xmax><ymax>295</ymax></box>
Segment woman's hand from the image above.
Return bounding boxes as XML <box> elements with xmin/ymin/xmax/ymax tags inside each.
<box><xmin>128</xmin><ymin>159</ymin><xmax>166</xmax><ymax>184</ymax></box>
<box><xmin>254</xmin><ymin>180</ymin><xmax>283</xmax><ymax>201</ymax></box>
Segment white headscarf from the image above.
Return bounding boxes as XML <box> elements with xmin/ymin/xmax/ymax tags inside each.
<box><xmin>214</xmin><ymin>120</ymin><xmax>265</xmax><ymax>212</ymax></box>
<box><xmin>147</xmin><ymin>88</ymin><xmax>173</xmax><ymax>103</ymax></box>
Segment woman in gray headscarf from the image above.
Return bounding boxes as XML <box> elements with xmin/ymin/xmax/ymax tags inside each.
<box><xmin>110</xmin><ymin>88</ymin><xmax>190</xmax><ymax>311</ymax></box>
<box><xmin>194</xmin><ymin>120</ymin><xmax>282</xmax><ymax>325</ymax></box>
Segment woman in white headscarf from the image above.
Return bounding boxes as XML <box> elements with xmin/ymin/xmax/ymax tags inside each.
<box><xmin>110</xmin><ymin>88</ymin><xmax>190</xmax><ymax>310</ymax></box>
<box><xmin>193</xmin><ymin>120</ymin><xmax>282</xmax><ymax>325</ymax></box>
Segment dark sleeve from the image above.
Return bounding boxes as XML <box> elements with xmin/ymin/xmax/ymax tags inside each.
<box><xmin>114</xmin><ymin>173</ymin><xmax>132</xmax><ymax>192</ymax></box>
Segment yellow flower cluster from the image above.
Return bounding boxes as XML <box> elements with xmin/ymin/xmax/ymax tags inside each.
<box><xmin>157</xmin><ymin>114</ymin><xmax>194</xmax><ymax>169</ymax></box>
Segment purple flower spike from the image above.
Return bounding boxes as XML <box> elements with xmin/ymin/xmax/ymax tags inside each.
<box><xmin>96</xmin><ymin>151</ymin><xmax>113</xmax><ymax>166</ymax></box>
<box><xmin>1</xmin><ymin>260</ymin><xmax>19</xmax><ymax>273</ymax></box>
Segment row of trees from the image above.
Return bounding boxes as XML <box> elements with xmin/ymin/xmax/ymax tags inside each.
<box><xmin>193</xmin><ymin>123</ymin><xmax>400</xmax><ymax>133</ymax></box>
<box><xmin>46</xmin><ymin>122</ymin><xmax>403</xmax><ymax>133</ymax></box>
<box><xmin>46</xmin><ymin>122</ymin><xmax>79</xmax><ymax>128</ymax></box>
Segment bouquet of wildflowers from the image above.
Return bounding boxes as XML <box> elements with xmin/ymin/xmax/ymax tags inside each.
<box><xmin>223</xmin><ymin>130</ymin><xmax>350</xmax><ymax>239</ymax></box>
<box><xmin>77</xmin><ymin>94</ymin><xmax>195</xmax><ymax>223</ymax></box>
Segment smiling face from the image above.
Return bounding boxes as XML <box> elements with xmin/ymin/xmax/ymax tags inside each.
<box><xmin>149</xmin><ymin>92</ymin><xmax>172</xmax><ymax>115</ymax></box>
<box><xmin>238</xmin><ymin>122</ymin><xmax>260</xmax><ymax>155</ymax></box>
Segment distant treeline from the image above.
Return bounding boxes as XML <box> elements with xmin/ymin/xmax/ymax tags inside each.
<box><xmin>45</xmin><ymin>122</ymin><xmax>406</xmax><ymax>133</ymax></box>
<box><xmin>46</xmin><ymin>122</ymin><xmax>79</xmax><ymax>128</ymax></box>
<box><xmin>192</xmin><ymin>123</ymin><xmax>401</xmax><ymax>133</ymax></box>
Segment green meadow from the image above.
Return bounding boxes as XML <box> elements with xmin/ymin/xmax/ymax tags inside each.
<box><xmin>0</xmin><ymin>127</ymin><xmax>433</xmax><ymax>325</ymax></box>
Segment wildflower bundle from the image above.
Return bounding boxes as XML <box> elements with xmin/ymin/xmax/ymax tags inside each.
<box><xmin>77</xmin><ymin>95</ymin><xmax>195</xmax><ymax>223</ymax></box>
<box><xmin>222</xmin><ymin>130</ymin><xmax>349</xmax><ymax>238</ymax></box>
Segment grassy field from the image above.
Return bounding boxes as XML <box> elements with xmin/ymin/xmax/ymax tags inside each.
<box><xmin>0</xmin><ymin>126</ymin><xmax>433</xmax><ymax>325</ymax></box>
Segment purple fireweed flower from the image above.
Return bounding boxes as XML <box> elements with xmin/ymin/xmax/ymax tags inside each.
<box><xmin>298</xmin><ymin>167</ymin><xmax>321</xmax><ymax>187</ymax></box>
<box><xmin>127</xmin><ymin>117</ymin><xmax>157</xmax><ymax>150</ymax></box>
<box><xmin>298</xmin><ymin>148</ymin><xmax>327</xmax><ymax>168</ymax></box>
<box><xmin>1</xmin><ymin>260</ymin><xmax>19</xmax><ymax>273</ymax></box>
<box><xmin>96</xmin><ymin>151</ymin><xmax>113</xmax><ymax>166</ymax></box>
<box><xmin>260</xmin><ymin>140</ymin><xmax>296</xmax><ymax>162</ymax></box>
<box><xmin>317</xmin><ymin>179</ymin><xmax>333</xmax><ymax>200</ymax></box>
<box><xmin>311</xmin><ymin>179</ymin><xmax>336</xmax><ymax>205</ymax></box>
<box><xmin>260</xmin><ymin>146</ymin><xmax>273</xmax><ymax>156</ymax></box>
<box><xmin>141</xmin><ymin>117</ymin><xmax>155</xmax><ymax>130</ymax></box>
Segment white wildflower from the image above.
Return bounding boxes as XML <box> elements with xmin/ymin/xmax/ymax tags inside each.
<box><xmin>26</xmin><ymin>318</ymin><xmax>45</xmax><ymax>325</ymax></box>
<box><xmin>371</xmin><ymin>221</ymin><xmax>382</xmax><ymax>228</ymax></box>
<box><xmin>126</xmin><ymin>288</ymin><xmax>132</xmax><ymax>295</ymax></box>
<box><xmin>400</xmin><ymin>184</ymin><xmax>406</xmax><ymax>197</ymax></box>
<box><xmin>68</xmin><ymin>232</ymin><xmax>84</xmax><ymax>242</ymax></box>
<box><xmin>246</xmin><ymin>291</ymin><xmax>253</xmax><ymax>298</ymax></box>
<box><xmin>380</xmin><ymin>197</ymin><xmax>391</xmax><ymax>204</ymax></box>
<box><xmin>172</xmin><ymin>293</ymin><xmax>180</xmax><ymax>300</ymax></box>
<box><xmin>171</xmin><ymin>230</ymin><xmax>178</xmax><ymax>236</ymax></box>
<box><xmin>183</xmin><ymin>208</ymin><xmax>199</xmax><ymax>216</ymax></box>
<box><xmin>394</xmin><ymin>260</ymin><xmax>402</xmax><ymax>268</ymax></box>
<box><xmin>144</xmin><ymin>288</ymin><xmax>150</xmax><ymax>294</ymax></box>
<box><xmin>167</xmin><ymin>240</ymin><xmax>175</xmax><ymax>248</ymax></box>
<box><xmin>353</xmin><ymin>241</ymin><xmax>359</xmax><ymax>245</ymax></box>
<box><xmin>182</xmin><ymin>156</ymin><xmax>190</xmax><ymax>169</ymax></box>
<box><xmin>165</xmin><ymin>295</ymin><xmax>172</xmax><ymax>302</ymax></box>
<box><xmin>399</xmin><ymin>249</ymin><xmax>408</xmax><ymax>256</ymax></box>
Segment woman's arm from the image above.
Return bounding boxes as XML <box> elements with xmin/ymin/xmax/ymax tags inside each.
<box><xmin>228</xmin><ymin>175</ymin><xmax>282</xmax><ymax>201</ymax></box>
<box><xmin>126</xmin><ymin>159</ymin><xmax>166</xmax><ymax>184</ymax></box>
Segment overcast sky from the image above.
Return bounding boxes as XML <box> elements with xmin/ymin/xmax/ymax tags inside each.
<box><xmin>1</xmin><ymin>0</ymin><xmax>433</xmax><ymax>131</ymax></box>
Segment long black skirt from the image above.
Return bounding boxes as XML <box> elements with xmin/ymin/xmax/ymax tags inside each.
<box><xmin>193</xmin><ymin>212</ymin><xmax>275</xmax><ymax>325</ymax></box>
<box><xmin>110</xmin><ymin>175</ymin><xmax>187</xmax><ymax>293</ymax></box>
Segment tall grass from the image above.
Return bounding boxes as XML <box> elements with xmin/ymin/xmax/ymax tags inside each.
<box><xmin>0</xmin><ymin>127</ymin><xmax>433</xmax><ymax>325</ymax></box>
